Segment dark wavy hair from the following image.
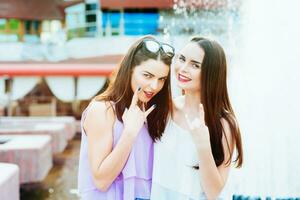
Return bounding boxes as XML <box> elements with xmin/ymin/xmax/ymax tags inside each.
<box><xmin>191</xmin><ymin>37</ymin><xmax>243</xmax><ymax>168</ymax></box>
<box><xmin>95</xmin><ymin>36</ymin><xmax>172</xmax><ymax>141</ymax></box>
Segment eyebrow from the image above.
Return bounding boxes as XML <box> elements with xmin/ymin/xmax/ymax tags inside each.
<box><xmin>179</xmin><ymin>54</ymin><xmax>202</xmax><ymax>64</ymax></box>
<box><xmin>143</xmin><ymin>71</ymin><xmax>168</xmax><ymax>79</ymax></box>
<box><xmin>191</xmin><ymin>60</ymin><xmax>202</xmax><ymax>65</ymax></box>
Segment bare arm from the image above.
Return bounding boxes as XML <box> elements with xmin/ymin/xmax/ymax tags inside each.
<box><xmin>195</xmin><ymin>118</ymin><xmax>234</xmax><ymax>200</ymax></box>
<box><xmin>186</xmin><ymin>104</ymin><xmax>234</xmax><ymax>199</ymax></box>
<box><xmin>83</xmin><ymin>89</ymin><xmax>155</xmax><ymax>192</ymax></box>
<box><xmin>83</xmin><ymin>101</ymin><xmax>136</xmax><ymax>192</ymax></box>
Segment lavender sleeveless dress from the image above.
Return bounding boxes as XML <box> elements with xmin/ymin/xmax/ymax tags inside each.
<box><xmin>78</xmin><ymin>105</ymin><xmax>153</xmax><ymax>200</ymax></box>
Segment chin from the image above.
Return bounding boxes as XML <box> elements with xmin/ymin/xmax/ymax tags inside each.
<box><xmin>176</xmin><ymin>82</ymin><xmax>188</xmax><ymax>89</ymax></box>
<box><xmin>177</xmin><ymin>83</ymin><xmax>198</xmax><ymax>92</ymax></box>
<box><xmin>138</xmin><ymin>97</ymin><xmax>149</xmax><ymax>103</ymax></box>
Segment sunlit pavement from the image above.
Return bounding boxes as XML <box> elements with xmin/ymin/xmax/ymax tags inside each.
<box><xmin>20</xmin><ymin>135</ymin><xmax>81</xmax><ymax>200</ymax></box>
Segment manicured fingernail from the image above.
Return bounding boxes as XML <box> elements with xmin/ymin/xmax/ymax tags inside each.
<box><xmin>153</xmin><ymin>104</ymin><xmax>156</xmax><ymax>108</ymax></box>
<box><xmin>137</xmin><ymin>86</ymin><xmax>141</xmax><ymax>91</ymax></box>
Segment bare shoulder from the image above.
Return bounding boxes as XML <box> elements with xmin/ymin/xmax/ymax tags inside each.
<box><xmin>88</xmin><ymin>100</ymin><xmax>113</xmax><ymax>114</ymax></box>
<box><xmin>86</xmin><ymin>100</ymin><xmax>114</xmax><ymax>120</ymax></box>
<box><xmin>83</xmin><ymin>100</ymin><xmax>115</xmax><ymax>135</ymax></box>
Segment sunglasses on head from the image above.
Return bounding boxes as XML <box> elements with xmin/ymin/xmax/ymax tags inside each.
<box><xmin>143</xmin><ymin>39</ymin><xmax>175</xmax><ymax>58</ymax></box>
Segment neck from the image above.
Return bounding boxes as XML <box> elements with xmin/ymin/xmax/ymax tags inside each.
<box><xmin>137</xmin><ymin>100</ymin><xmax>146</xmax><ymax>111</ymax></box>
<box><xmin>183</xmin><ymin>90</ymin><xmax>201</xmax><ymax>115</ymax></box>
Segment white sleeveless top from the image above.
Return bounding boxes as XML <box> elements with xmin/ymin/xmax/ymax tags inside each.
<box><xmin>151</xmin><ymin>119</ymin><xmax>208</xmax><ymax>200</ymax></box>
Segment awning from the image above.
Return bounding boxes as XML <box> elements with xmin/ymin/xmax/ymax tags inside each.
<box><xmin>0</xmin><ymin>0</ymin><xmax>83</xmax><ymax>20</ymax></box>
<box><xmin>0</xmin><ymin>63</ymin><xmax>115</xmax><ymax>77</ymax></box>
<box><xmin>101</xmin><ymin>0</ymin><xmax>173</xmax><ymax>9</ymax></box>
<box><xmin>100</xmin><ymin>0</ymin><xmax>232</xmax><ymax>9</ymax></box>
<box><xmin>0</xmin><ymin>54</ymin><xmax>122</xmax><ymax>77</ymax></box>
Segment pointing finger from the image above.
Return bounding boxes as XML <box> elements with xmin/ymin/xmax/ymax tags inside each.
<box><xmin>144</xmin><ymin>104</ymin><xmax>156</xmax><ymax>117</ymax></box>
<box><xmin>130</xmin><ymin>86</ymin><xmax>141</xmax><ymax>109</ymax></box>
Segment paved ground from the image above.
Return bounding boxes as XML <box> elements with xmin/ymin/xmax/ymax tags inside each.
<box><xmin>20</xmin><ymin>135</ymin><xmax>81</xmax><ymax>200</ymax></box>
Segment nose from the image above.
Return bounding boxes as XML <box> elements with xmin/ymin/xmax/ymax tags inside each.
<box><xmin>150</xmin><ymin>79</ymin><xmax>159</xmax><ymax>90</ymax></box>
<box><xmin>179</xmin><ymin>62</ymin><xmax>189</xmax><ymax>72</ymax></box>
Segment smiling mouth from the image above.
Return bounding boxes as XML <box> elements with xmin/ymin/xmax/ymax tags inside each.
<box><xmin>178</xmin><ymin>73</ymin><xmax>192</xmax><ymax>82</ymax></box>
<box><xmin>143</xmin><ymin>91</ymin><xmax>154</xmax><ymax>98</ymax></box>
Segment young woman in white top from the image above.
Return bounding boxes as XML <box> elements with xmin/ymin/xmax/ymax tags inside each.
<box><xmin>151</xmin><ymin>37</ymin><xmax>243</xmax><ymax>200</ymax></box>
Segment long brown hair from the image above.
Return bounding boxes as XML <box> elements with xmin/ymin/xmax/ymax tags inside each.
<box><xmin>191</xmin><ymin>37</ymin><xmax>243</xmax><ymax>168</ymax></box>
<box><xmin>95</xmin><ymin>36</ymin><xmax>172</xmax><ymax>141</ymax></box>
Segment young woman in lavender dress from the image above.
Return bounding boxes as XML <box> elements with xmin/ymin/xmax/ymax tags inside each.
<box><xmin>78</xmin><ymin>35</ymin><xmax>174</xmax><ymax>200</ymax></box>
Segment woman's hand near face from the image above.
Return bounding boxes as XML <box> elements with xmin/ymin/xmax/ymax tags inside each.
<box><xmin>122</xmin><ymin>87</ymin><xmax>156</xmax><ymax>138</ymax></box>
<box><xmin>184</xmin><ymin>103</ymin><xmax>235</xmax><ymax>199</ymax></box>
<box><xmin>83</xmin><ymin>90</ymin><xmax>155</xmax><ymax>192</ymax></box>
<box><xmin>185</xmin><ymin>104</ymin><xmax>211</xmax><ymax>150</ymax></box>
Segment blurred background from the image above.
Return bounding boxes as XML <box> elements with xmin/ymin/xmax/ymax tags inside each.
<box><xmin>0</xmin><ymin>0</ymin><xmax>299</xmax><ymax>199</ymax></box>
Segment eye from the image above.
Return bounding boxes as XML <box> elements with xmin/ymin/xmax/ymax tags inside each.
<box><xmin>159</xmin><ymin>77</ymin><xmax>167</xmax><ymax>82</ymax></box>
<box><xmin>178</xmin><ymin>55</ymin><xmax>185</xmax><ymax>62</ymax></box>
<box><xmin>143</xmin><ymin>73</ymin><xmax>152</xmax><ymax>78</ymax></box>
<box><xmin>192</xmin><ymin>63</ymin><xmax>200</xmax><ymax>69</ymax></box>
